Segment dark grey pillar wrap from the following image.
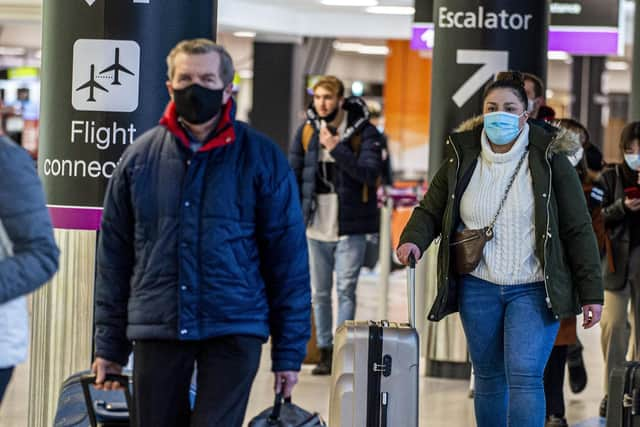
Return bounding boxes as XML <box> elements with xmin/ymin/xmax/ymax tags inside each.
<box><xmin>428</xmin><ymin>0</ymin><xmax>549</xmax><ymax>177</ymax></box>
<box><xmin>632</xmin><ymin>0</ymin><xmax>640</xmax><ymax>121</ymax></box>
<box><xmin>38</xmin><ymin>0</ymin><xmax>217</xmax><ymax>217</ymax></box>
<box><xmin>571</xmin><ymin>56</ymin><xmax>605</xmax><ymax>147</ymax></box>
<box><xmin>251</xmin><ymin>41</ymin><xmax>301</xmax><ymax>154</ymax></box>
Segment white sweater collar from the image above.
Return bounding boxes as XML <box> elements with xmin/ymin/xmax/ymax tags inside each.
<box><xmin>481</xmin><ymin>123</ymin><xmax>530</xmax><ymax>164</ymax></box>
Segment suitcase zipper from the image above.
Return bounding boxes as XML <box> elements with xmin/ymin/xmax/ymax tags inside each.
<box><xmin>367</xmin><ymin>325</ymin><xmax>383</xmax><ymax>427</ymax></box>
<box><xmin>381</xmin><ymin>392</ymin><xmax>388</xmax><ymax>427</ymax></box>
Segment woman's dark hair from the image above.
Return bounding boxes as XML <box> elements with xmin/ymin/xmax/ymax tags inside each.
<box><xmin>483</xmin><ymin>71</ymin><xmax>528</xmax><ymax>111</ymax></box>
<box><xmin>620</xmin><ymin>121</ymin><xmax>640</xmax><ymax>151</ymax></box>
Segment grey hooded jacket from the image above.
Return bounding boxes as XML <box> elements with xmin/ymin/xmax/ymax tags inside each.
<box><xmin>0</xmin><ymin>136</ymin><xmax>59</xmax><ymax>367</ymax></box>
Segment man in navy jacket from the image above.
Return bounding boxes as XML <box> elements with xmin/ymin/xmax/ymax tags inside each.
<box><xmin>92</xmin><ymin>39</ymin><xmax>311</xmax><ymax>427</ymax></box>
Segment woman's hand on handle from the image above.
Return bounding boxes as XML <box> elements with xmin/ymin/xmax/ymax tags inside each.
<box><xmin>396</xmin><ymin>243</ymin><xmax>421</xmax><ymax>266</ymax></box>
<box><xmin>582</xmin><ymin>304</ymin><xmax>603</xmax><ymax>329</ymax></box>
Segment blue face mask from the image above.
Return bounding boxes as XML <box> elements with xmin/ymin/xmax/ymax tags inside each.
<box><xmin>484</xmin><ymin>111</ymin><xmax>524</xmax><ymax>146</ymax></box>
<box><xmin>625</xmin><ymin>154</ymin><xmax>640</xmax><ymax>170</ymax></box>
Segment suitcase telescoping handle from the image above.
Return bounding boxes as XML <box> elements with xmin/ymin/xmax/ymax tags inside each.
<box><xmin>407</xmin><ymin>253</ymin><xmax>416</xmax><ymax>328</ymax></box>
<box><xmin>80</xmin><ymin>374</ymin><xmax>133</xmax><ymax>427</ymax></box>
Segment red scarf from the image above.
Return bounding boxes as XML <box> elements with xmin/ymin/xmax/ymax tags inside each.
<box><xmin>159</xmin><ymin>100</ymin><xmax>236</xmax><ymax>152</ymax></box>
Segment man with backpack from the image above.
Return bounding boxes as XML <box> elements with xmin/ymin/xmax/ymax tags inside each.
<box><xmin>289</xmin><ymin>76</ymin><xmax>382</xmax><ymax>375</ymax></box>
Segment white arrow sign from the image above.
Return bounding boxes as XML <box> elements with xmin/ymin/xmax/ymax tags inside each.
<box><xmin>420</xmin><ymin>28</ymin><xmax>434</xmax><ymax>49</ymax></box>
<box><xmin>452</xmin><ymin>49</ymin><xmax>509</xmax><ymax>108</ymax></box>
<box><xmin>84</xmin><ymin>0</ymin><xmax>96</xmax><ymax>5</ymax></box>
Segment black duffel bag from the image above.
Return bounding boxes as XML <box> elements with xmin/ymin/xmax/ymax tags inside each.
<box><xmin>248</xmin><ymin>394</ymin><xmax>325</xmax><ymax>427</ymax></box>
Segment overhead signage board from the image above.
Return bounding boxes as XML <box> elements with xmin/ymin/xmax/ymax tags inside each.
<box><xmin>413</xmin><ymin>0</ymin><xmax>622</xmax><ymax>55</ymax></box>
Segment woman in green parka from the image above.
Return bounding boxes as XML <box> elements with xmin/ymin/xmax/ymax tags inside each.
<box><xmin>397</xmin><ymin>71</ymin><xmax>604</xmax><ymax>427</ymax></box>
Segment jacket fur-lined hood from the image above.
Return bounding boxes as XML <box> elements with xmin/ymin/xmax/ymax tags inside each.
<box><xmin>454</xmin><ymin>115</ymin><xmax>582</xmax><ymax>157</ymax></box>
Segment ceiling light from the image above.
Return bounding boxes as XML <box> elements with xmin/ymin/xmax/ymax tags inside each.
<box><xmin>352</xmin><ymin>81</ymin><xmax>364</xmax><ymax>97</ymax></box>
<box><xmin>547</xmin><ymin>51</ymin><xmax>569</xmax><ymax>61</ymax></box>
<box><xmin>605</xmin><ymin>60</ymin><xmax>629</xmax><ymax>71</ymax></box>
<box><xmin>333</xmin><ymin>41</ymin><xmax>389</xmax><ymax>56</ymax></box>
<box><xmin>233</xmin><ymin>31</ymin><xmax>256</xmax><ymax>38</ymax></box>
<box><xmin>321</xmin><ymin>0</ymin><xmax>378</xmax><ymax>6</ymax></box>
<box><xmin>365</xmin><ymin>6</ymin><xmax>415</xmax><ymax>15</ymax></box>
<box><xmin>0</xmin><ymin>47</ymin><xmax>26</xmax><ymax>56</ymax></box>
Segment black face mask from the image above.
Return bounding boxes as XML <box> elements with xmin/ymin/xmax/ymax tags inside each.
<box><xmin>320</xmin><ymin>107</ymin><xmax>339</xmax><ymax>123</ymax></box>
<box><xmin>173</xmin><ymin>84</ymin><xmax>224</xmax><ymax>125</ymax></box>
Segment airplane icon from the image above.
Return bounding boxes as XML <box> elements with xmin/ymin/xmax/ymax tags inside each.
<box><xmin>75</xmin><ymin>64</ymin><xmax>108</xmax><ymax>102</ymax></box>
<box><xmin>99</xmin><ymin>48</ymin><xmax>135</xmax><ymax>85</ymax></box>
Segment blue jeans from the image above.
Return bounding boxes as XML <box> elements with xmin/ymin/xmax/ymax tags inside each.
<box><xmin>459</xmin><ymin>275</ymin><xmax>560</xmax><ymax>427</ymax></box>
<box><xmin>308</xmin><ymin>235</ymin><xmax>367</xmax><ymax>348</ymax></box>
<box><xmin>0</xmin><ymin>367</ymin><xmax>13</xmax><ymax>405</ymax></box>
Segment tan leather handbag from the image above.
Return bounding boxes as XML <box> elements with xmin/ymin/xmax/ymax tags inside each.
<box><xmin>450</xmin><ymin>150</ymin><xmax>528</xmax><ymax>275</ymax></box>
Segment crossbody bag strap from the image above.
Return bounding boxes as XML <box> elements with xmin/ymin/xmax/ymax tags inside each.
<box><xmin>486</xmin><ymin>149</ymin><xmax>529</xmax><ymax>236</ymax></box>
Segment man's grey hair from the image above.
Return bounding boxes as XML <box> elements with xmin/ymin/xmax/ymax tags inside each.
<box><xmin>166</xmin><ymin>38</ymin><xmax>235</xmax><ymax>86</ymax></box>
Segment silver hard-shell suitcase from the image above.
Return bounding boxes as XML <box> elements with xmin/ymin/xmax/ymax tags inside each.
<box><xmin>329</xmin><ymin>256</ymin><xmax>419</xmax><ymax>427</ymax></box>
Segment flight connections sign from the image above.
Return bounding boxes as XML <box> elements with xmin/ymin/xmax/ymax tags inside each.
<box><xmin>38</xmin><ymin>0</ymin><xmax>216</xmax><ymax>229</ymax></box>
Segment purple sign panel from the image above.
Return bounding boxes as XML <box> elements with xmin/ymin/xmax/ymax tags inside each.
<box><xmin>48</xmin><ymin>206</ymin><xmax>103</xmax><ymax>230</ymax></box>
<box><xmin>412</xmin><ymin>24</ymin><xmax>620</xmax><ymax>56</ymax></box>
<box><xmin>547</xmin><ymin>28</ymin><xmax>619</xmax><ymax>56</ymax></box>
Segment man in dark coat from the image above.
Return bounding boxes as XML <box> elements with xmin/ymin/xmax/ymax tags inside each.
<box><xmin>289</xmin><ymin>76</ymin><xmax>382</xmax><ymax>375</ymax></box>
<box><xmin>92</xmin><ymin>39</ymin><xmax>311</xmax><ymax>427</ymax></box>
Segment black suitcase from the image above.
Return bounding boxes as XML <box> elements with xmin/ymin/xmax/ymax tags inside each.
<box><xmin>53</xmin><ymin>371</ymin><xmax>132</xmax><ymax>427</ymax></box>
<box><xmin>607</xmin><ymin>362</ymin><xmax>640</xmax><ymax>427</ymax></box>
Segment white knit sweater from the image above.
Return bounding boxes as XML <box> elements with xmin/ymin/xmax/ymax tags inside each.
<box><xmin>459</xmin><ymin>124</ymin><xmax>544</xmax><ymax>285</ymax></box>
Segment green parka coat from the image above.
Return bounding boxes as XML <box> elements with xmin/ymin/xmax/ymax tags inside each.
<box><xmin>399</xmin><ymin>118</ymin><xmax>604</xmax><ymax>321</ymax></box>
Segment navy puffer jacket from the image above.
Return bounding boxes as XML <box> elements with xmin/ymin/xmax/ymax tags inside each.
<box><xmin>94</xmin><ymin>102</ymin><xmax>311</xmax><ymax>372</ymax></box>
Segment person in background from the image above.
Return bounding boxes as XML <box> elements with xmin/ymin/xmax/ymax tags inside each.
<box><xmin>594</xmin><ymin>121</ymin><xmax>640</xmax><ymax>418</ymax></box>
<box><xmin>523</xmin><ymin>72</ymin><xmax>545</xmax><ymax>119</ymax></box>
<box><xmin>0</xmin><ymin>133</ymin><xmax>59</xmax><ymax>405</ymax></box>
<box><xmin>289</xmin><ymin>76</ymin><xmax>382</xmax><ymax>376</ymax></box>
<box><xmin>582</xmin><ymin>130</ymin><xmax>605</xmax><ymax>184</ymax></box>
<box><xmin>526</xmin><ymin>71</ymin><xmax>591</xmax><ymax>394</ymax></box>
<box><xmin>397</xmin><ymin>71</ymin><xmax>603</xmax><ymax>427</ymax></box>
<box><xmin>543</xmin><ymin>118</ymin><xmax>602</xmax><ymax>427</ymax></box>
<box><xmin>538</xmin><ymin>105</ymin><xmax>556</xmax><ymax>123</ymax></box>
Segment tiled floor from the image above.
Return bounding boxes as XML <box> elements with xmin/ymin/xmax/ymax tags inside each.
<box><xmin>0</xmin><ymin>270</ymin><xmax>609</xmax><ymax>426</ymax></box>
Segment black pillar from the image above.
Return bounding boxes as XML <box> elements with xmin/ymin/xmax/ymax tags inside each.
<box><xmin>38</xmin><ymin>0</ymin><xmax>217</xmax><ymax>225</ymax></box>
<box><xmin>571</xmin><ymin>56</ymin><xmax>606</xmax><ymax>147</ymax></box>
<box><xmin>251</xmin><ymin>41</ymin><xmax>302</xmax><ymax>154</ymax></box>
<box><xmin>251</xmin><ymin>38</ymin><xmax>334</xmax><ymax>154</ymax></box>
<box><xmin>428</xmin><ymin>1</ymin><xmax>549</xmax><ymax>176</ymax></box>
